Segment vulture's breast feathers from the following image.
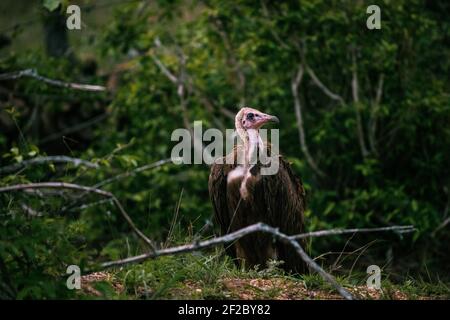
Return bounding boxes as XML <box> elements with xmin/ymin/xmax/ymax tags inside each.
<box><xmin>214</xmin><ymin>145</ymin><xmax>281</xmax><ymax>202</ymax></box>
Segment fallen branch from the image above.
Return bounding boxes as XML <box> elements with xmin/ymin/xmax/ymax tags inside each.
<box><xmin>0</xmin><ymin>69</ymin><xmax>106</xmax><ymax>92</ymax></box>
<box><xmin>99</xmin><ymin>222</ymin><xmax>414</xmax><ymax>300</ymax></box>
<box><xmin>0</xmin><ymin>156</ymin><xmax>99</xmax><ymax>175</ymax></box>
<box><xmin>0</xmin><ymin>182</ymin><xmax>156</xmax><ymax>251</ymax></box>
<box><xmin>291</xmin><ymin>225</ymin><xmax>415</xmax><ymax>239</ymax></box>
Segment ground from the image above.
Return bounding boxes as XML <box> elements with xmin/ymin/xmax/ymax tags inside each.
<box><xmin>77</xmin><ymin>253</ymin><xmax>449</xmax><ymax>300</ymax></box>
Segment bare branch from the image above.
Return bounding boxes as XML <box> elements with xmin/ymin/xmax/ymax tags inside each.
<box><xmin>291</xmin><ymin>225</ymin><xmax>415</xmax><ymax>240</ymax></box>
<box><xmin>291</xmin><ymin>64</ymin><xmax>326</xmax><ymax>177</ymax></box>
<box><xmin>305</xmin><ymin>65</ymin><xmax>345</xmax><ymax>105</ymax></box>
<box><xmin>39</xmin><ymin>113</ymin><xmax>109</xmax><ymax>145</ymax></box>
<box><xmin>193</xmin><ymin>215</ymin><xmax>214</xmax><ymax>240</ymax></box>
<box><xmin>152</xmin><ymin>37</ymin><xmax>234</xmax><ymax>127</ymax></box>
<box><xmin>212</xmin><ymin>18</ymin><xmax>246</xmax><ymax>106</ymax></box>
<box><xmin>218</xmin><ymin>105</ymin><xmax>236</xmax><ymax>120</ymax></box>
<box><xmin>67</xmin><ymin>198</ymin><xmax>114</xmax><ymax>213</ymax></box>
<box><xmin>150</xmin><ymin>39</ymin><xmax>190</xmax><ymax>130</ymax></box>
<box><xmin>260</xmin><ymin>0</ymin><xmax>291</xmax><ymax>50</ymax></box>
<box><xmin>432</xmin><ymin>217</ymin><xmax>450</xmax><ymax>237</ymax></box>
<box><xmin>150</xmin><ymin>53</ymin><xmax>178</xmax><ymax>84</ymax></box>
<box><xmin>0</xmin><ymin>182</ymin><xmax>156</xmax><ymax>251</ymax></box>
<box><xmin>369</xmin><ymin>74</ymin><xmax>384</xmax><ymax>155</ymax></box>
<box><xmin>188</xmin><ymin>76</ymin><xmax>235</xmax><ymax>124</ymax></box>
<box><xmin>351</xmin><ymin>49</ymin><xmax>369</xmax><ymax>158</ymax></box>
<box><xmin>60</xmin><ymin>158</ymin><xmax>174</xmax><ymax>213</ymax></box>
<box><xmin>151</xmin><ymin>39</ymin><xmax>207</xmax><ymax>159</ymax></box>
<box><xmin>177</xmin><ymin>54</ymin><xmax>193</xmax><ymax>131</ymax></box>
<box><xmin>351</xmin><ymin>54</ymin><xmax>360</xmax><ymax>105</ymax></box>
<box><xmin>100</xmin><ymin>222</ymin><xmax>353</xmax><ymax>299</ymax></box>
<box><xmin>0</xmin><ymin>156</ymin><xmax>99</xmax><ymax>175</ymax></box>
<box><xmin>295</xmin><ymin>39</ymin><xmax>344</xmax><ymax>106</ymax></box>
<box><xmin>152</xmin><ymin>40</ymin><xmax>199</xmax><ymax>132</ymax></box>
<box><xmin>21</xmin><ymin>204</ymin><xmax>43</xmax><ymax>217</ymax></box>
<box><xmin>432</xmin><ymin>190</ymin><xmax>450</xmax><ymax>237</ymax></box>
<box><xmin>375</xmin><ymin>73</ymin><xmax>384</xmax><ymax>106</ymax></box>
<box><xmin>93</xmin><ymin>158</ymin><xmax>173</xmax><ymax>189</ymax></box>
<box><xmin>0</xmin><ymin>69</ymin><xmax>106</xmax><ymax>92</ymax></box>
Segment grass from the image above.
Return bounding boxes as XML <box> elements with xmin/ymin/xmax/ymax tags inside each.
<box><xmin>77</xmin><ymin>247</ymin><xmax>450</xmax><ymax>300</ymax></box>
<box><xmin>75</xmin><ymin>220</ymin><xmax>450</xmax><ymax>300</ymax></box>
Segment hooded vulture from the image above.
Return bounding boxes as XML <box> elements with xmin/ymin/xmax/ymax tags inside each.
<box><xmin>208</xmin><ymin>107</ymin><xmax>307</xmax><ymax>274</ymax></box>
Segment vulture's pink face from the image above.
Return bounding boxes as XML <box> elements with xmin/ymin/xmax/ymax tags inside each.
<box><xmin>239</xmin><ymin>108</ymin><xmax>279</xmax><ymax>130</ymax></box>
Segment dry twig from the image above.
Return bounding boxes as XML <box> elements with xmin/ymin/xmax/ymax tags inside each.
<box><xmin>0</xmin><ymin>69</ymin><xmax>106</xmax><ymax>92</ymax></box>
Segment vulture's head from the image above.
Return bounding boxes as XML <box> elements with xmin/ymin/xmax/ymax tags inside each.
<box><xmin>235</xmin><ymin>107</ymin><xmax>279</xmax><ymax>131</ymax></box>
<box><xmin>231</xmin><ymin>107</ymin><xmax>280</xmax><ymax>199</ymax></box>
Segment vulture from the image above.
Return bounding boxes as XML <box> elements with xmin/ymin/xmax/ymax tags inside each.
<box><xmin>208</xmin><ymin>107</ymin><xmax>307</xmax><ymax>274</ymax></box>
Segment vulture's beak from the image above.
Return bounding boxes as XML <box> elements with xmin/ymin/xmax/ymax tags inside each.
<box><xmin>268</xmin><ymin>115</ymin><xmax>280</xmax><ymax>123</ymax></box>
<box><xmin>249</xmin><ymin>110</ymin><xmax>280</xmax><ymax>129</ymax></box>
<box><xmin>259</xmin><ymin>113</ymin><xmax>279</xmax><ymax>125</ymax></box>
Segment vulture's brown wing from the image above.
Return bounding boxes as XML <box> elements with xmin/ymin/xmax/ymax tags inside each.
<box><xmin>208</xmin><ymin>161</ymin><xmax>237</xmax><ymax>259</ymax></box>
<box><xmin>262</xmin><ymin>156</ymin><xmax>307</xmax><ymax>273</ymax></box>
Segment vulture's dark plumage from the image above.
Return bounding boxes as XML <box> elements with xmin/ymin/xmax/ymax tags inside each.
<box><xmin>208</xmin><ymin>107</ymin><xmax>307</xmax><ymax>274</ymax></box>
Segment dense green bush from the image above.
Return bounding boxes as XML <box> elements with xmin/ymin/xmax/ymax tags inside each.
<box><xmin>0</xmin><ymin>0</ymin><xmax>449</xmax><ymax>298</ymax></box>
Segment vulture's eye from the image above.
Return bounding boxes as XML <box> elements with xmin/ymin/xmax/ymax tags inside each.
<box><xmin>246</xmin><ymin>112</ymin><xmax>255</xmax><ymax>120</ymax></box>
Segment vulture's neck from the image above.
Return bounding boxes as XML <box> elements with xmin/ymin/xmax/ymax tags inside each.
<box><xmin>232</xmin><ymin>127</ymin><xmax>264</xmax><ymax>200</ymax></box>
<box><xmin>244</xmin><ymin>129</ymin><xmax>263</xmax><ymax>166</ymax></box>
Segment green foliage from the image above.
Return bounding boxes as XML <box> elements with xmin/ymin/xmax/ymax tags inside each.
<box><xmin>0</xmin><ymin>0</ymin><xmax>449</xmax><ymax>298</ymax></box>
<box><xmin>0</xmin><ymin>209</ymin><xmax>82</xmax><ymax>299</ymax></box>
<box><xmin>42</xmin><ymin>0</ymin><xmax>61</xmax><ymax>12</ymax></box>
